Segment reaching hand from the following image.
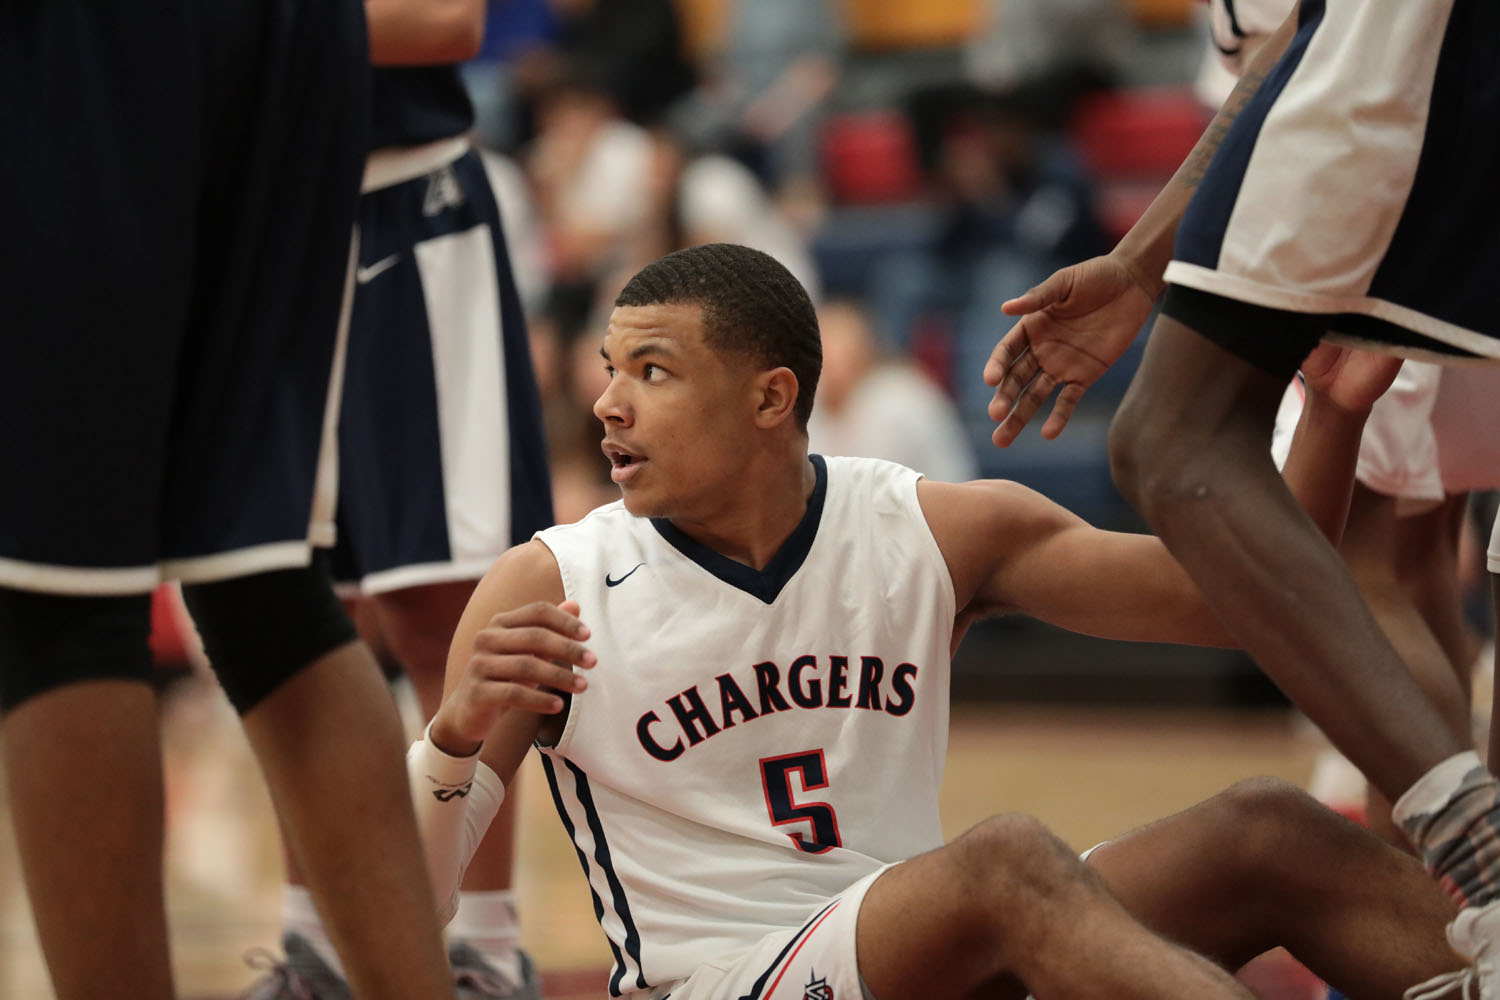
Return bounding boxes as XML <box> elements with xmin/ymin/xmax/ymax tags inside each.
<box><xmin>984</xmin><ymin>254</ymin><xmax>1157</xmax><ymax>446</ymax></box>
<box><xmin>435</xmin><ymin>600</ymin><xmax>595</xmax><ymax>752</ymax></box>
<box><xmin>1298</xmin><ymin>342</ymin><xmax>1402</xmax><ymax>414</ymax></box>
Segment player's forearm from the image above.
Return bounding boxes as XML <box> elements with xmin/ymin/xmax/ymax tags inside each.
<box><xmin>366</xmin><ymin>0</ymin><xmax>484</xmax><ymax>66</ymax></box>
<box><xmin>1280</xmin><ymin>391</ymin><xmax>1371</xmax><ymax>548</ymax></box>
<box><xmin>1113</xmin><ymin>6</ymin><xmax>1299</xmax><ymax>298</ymax></box>
<box><xmin>407</xmin><ymin>725</ymin><xmax>505</xmax><ymax>923</ymax></box>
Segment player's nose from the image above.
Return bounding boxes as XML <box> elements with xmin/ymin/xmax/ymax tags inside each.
<box><xmin>593</xmin><ymin>380</ymin><xmax>631</xmax><ymax>425</ymax></box>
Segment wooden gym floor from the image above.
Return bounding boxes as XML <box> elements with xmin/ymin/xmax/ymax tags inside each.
<box><xmin>0</xmin><ymin>676</ymin><xmax>1336</xmax><ymax>999</ymax></box>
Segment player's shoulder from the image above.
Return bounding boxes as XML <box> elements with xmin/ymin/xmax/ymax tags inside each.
<box><xmin>472</xmin><ymin>538</ymin><xmax>566</xmax><ymax>611</ymax></box>
<box><xmin>917</xmin><ymin>477</ymin><xmax>1078</xmax><ymax>539</ymax></box>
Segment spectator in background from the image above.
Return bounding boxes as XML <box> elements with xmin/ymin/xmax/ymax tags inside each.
<box><xmin>870</xmin><ymin>88</ymin><xmax>1108</xmax><ymax>428</ymax></box>
<box><xmin>964</xmin><ymin>0</ymin><xmax>1134</xmax><ymax>129</ymax></box>
<box><xmin>527</xmin><ymin>67</ymin><xmax>653</xmax><ymax>288</ymax></box>
<box><xmin>675</xmin><ymin>0</ymin><xmax>843</xmax><ymax>224</ymax></box>
<box><xmin>809</xmin><ymin>300</ymin><xmax>977</xmax><ymax>482</ymax></box>
<box><xmin>501</xmin><ymin>0</ymin><xmax>695</xmax><ymax>151</ymax></box>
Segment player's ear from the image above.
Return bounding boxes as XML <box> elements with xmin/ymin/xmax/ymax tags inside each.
<box><xmin>752</xmin><ymin>366</ymin><xmax>800</xmax><ymax>429</ymax></box>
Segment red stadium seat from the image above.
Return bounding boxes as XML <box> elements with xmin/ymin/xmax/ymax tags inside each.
<box><xmin>821</xmin><ymin>111</ymin><xmax>925</xmax><ymax>206</ymax></box>
<box><xmin>1068</xmin><ymin>87</ymin><xmax>1211</xmax><ymax>239</ymax></box>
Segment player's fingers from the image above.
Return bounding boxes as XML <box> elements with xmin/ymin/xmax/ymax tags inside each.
<box><xmin>987</xmin><ymin>349</ymin><xmax>1040</xmax><ymax>420</ymax></box>
<box><xmin>473</xmin><ymin>652</ymin><xmax>588</xmax><ymax>693</ymax></box>
<box><xmin>991</xmin><ymin>371</ymin><xmax>1059</xmax><ymax>448</ymax></box>
<box><xmin>983</xmin><ymin>324</ymin><xmax>1031</xmax><ymax>388</ymax></box>
<box><xmin>475</xmin><ymin>626</ymin><xmax>596</xmax><ymax>669</ymax></box>
<box><xmin>492</xmin><ymin>601</ymin><xmax>590</xmax><ymax>640</ymax></box>
<box><xmin>473</xmin><ymin>680</ymin><xmax>568</xmax><ymax>716</ymax></box>
<box><xmin>1040</xmin><ymin>383</ymin><xmax>1087</xmax><ymax>441</ymax></box>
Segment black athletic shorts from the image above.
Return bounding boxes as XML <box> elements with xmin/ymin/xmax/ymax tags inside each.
<box><xmin>0</xmin><ymin>0</ymin><xmax>370</xmax><ymax>595</ymax></box>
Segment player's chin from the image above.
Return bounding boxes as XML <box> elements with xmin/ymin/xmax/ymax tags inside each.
<box><xmin>619</xmin><ymin>488</ymin><xmax>668</xmax><ymax>518</ymax></box>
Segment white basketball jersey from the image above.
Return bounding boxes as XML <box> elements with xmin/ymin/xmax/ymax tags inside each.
<box><xmin>534</xmin><ymin>455</ymin><xmax>954</xmax><ymax>996</ymax></box>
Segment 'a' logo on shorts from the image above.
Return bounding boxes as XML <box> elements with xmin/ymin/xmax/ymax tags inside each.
<box><xmin>803</xmin><ymin>970</ymin><xmax>833</xmax><ymax>1000</ymax></box>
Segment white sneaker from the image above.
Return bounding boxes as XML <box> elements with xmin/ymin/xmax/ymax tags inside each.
<box><xmin>1406</xmin><ymin>900</ymin><xmax>1500</xmax><ymax>999</ymax></box>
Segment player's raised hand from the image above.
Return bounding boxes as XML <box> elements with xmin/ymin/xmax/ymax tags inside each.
<box><xmin>1299</xmin><ymin>342</ymin><xmax>1402</xmax><ymax>414</ymax></box>
<box><xmin>439</xmin><ymin>599</ymin><xmax>596</xmax><ymax>748</ymax></box>
<box><xmin>985</xmin><ymin>254</ymin><xmax>1157</xmax><ymax>447</ymax></box>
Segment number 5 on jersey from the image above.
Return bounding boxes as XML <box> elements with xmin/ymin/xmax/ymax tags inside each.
<box><xmin>760</xmin><ymin>750</ymin><xmax>843</xmax><ymax>854</ymax></box>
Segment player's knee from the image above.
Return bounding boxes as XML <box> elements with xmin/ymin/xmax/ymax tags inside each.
<box><xmin>181</xmin><ymin>556</ymin><xmax>357</xmax><ymax>715</ymax></box>
<box><xmin>1108</xmin><ymin>400</ymin><xmax>1209</xmax><ymax>518</ymax></box>
<box><xmin>0</xmin><ymin>589</ymin><xmax>153</xmax><ymax>712</ymax></box>
<box><xmin>1211</xmin><ymin>776</ymin><xmax>1320</xmax><ymax>875</ymax></box>
<box><xmin>957</xmin><ymin>813</ymin><xmax>1083</xmax><ymax>904</ymax></box>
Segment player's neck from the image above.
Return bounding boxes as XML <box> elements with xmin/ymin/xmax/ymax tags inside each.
<box><xmin>667</xmin><ymin>446</ymin><xmax>816</xmax><ymax>571</ymax></box>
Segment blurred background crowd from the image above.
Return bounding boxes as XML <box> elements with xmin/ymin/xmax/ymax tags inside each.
<box><xmin>475</xmin><ymin>0</ymin><xmax>1217</xmax><ymax>527</ymax></box>
<box><xmin>457</xmin><ymin>0</ymin><xmax>1498</xmax><ymax>705</ymax></box>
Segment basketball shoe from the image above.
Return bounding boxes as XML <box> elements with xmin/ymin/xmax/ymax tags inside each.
<box><xmin>1403</xmin><ymin>898</ymin><xmax>1500</xmax><ymax>999</ymax></box>
<box><xmin>451</xmin><ymin>940</ymin><xmax>543</xmax><ymax>1000</ymax></box>
<box><xmin>239</xmin><ymin>933</ymin><xmax>352</xmax><ymax>1000</ymax></box>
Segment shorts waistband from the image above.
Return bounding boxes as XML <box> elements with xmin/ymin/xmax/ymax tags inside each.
<box><xmin>362</xmin><ymin>136</ymin><xmax>470</xmax><ymax>193</ymax></box>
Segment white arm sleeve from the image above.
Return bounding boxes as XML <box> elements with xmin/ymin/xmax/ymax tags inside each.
<box><xmin>407</xmin><ymin>722</ymin><xmax>505</xmax><ymax>925</ymax></box>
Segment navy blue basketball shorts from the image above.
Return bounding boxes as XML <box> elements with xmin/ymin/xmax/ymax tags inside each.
<box><xmin>0</xmin><ymin>0</ymin><xmax>369</xmax><ymax>596</ymax></box>
<box><xmin>1164</xmin><ymin>0</ymin><xmax>1500</xmax><ymax>379</ymax></box>
<box><xmin>331</xmin><ymin>143</ymin><xmax>553</xmax><ymax>595</ymax></box>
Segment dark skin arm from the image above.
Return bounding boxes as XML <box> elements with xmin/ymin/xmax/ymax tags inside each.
<box><xmin>984</xmin><ymin>4</ymin><xmax>1302</xmax><ymax>445</ymax></box>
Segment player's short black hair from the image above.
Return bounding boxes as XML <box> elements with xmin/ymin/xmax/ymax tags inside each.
<box><xmin>615</xmin><ymin>244</ymin><xmax>822</xmax><ymax>429</ymax></box>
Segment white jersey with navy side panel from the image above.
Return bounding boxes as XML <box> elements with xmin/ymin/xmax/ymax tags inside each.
<box><xmin>533</xmin><ymin>455</ymin><xmax>954</xmax><ymax>997</ymax></box>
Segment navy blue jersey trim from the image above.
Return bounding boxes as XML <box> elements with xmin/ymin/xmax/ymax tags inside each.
<box><xmin>651</xmin><ymin>455</ymin><xmax>827</xmax><ymax>605</ymax></box>
<box><xmin>540</xmin><ymin>754</ymin><xmax>633</xmax><ymax>994</ymax></box>
<box><xmin>735</xmin><ymin>899</ymin><xmax>840</xmax><ymax>1000</ymax></box>
<box><xmin>562</xmin><ymin>758</ymin><xmax>649</xmax><ymax>994</ymax></box>
<box><xmin>1175</xmin><ymin>0</ymin><xmax>1327</xmax><ymax>269</ymax></box>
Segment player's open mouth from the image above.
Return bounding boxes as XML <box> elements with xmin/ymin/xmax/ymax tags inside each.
<box><xmin>603</xmin><ymin>442</ymin><xmax>647</xmax><ymax>485</ymax></box>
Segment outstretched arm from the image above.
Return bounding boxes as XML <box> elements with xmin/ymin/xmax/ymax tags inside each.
<box><xmin>366</xmin><ymin>0</ymin><xmax>485</xmax><ymax>66</ymax></box>
<box><xmin>937</xmin><ymin>345</ymin><xmax>1397</xmax><ymax>646</ymax></box>
<box><xmin>985</xmin><ymin>4</ymin><xmax>1301</xmax><ymax>446</ymax></box>
<box><xmin>410</xmin><ymin>539</ymin><xmax>592</xmax><ymax>921</ymax></box>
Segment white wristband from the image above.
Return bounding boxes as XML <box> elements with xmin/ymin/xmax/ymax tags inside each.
<box><xmin>407</xmin><ymin>721</ymin><xmax>505</xmax><ymax>924</ymax></box>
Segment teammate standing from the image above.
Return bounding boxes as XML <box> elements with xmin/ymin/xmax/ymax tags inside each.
<box><xmin>985</xmin><ymin>0</ymin><xmax>1500</xmax><ymax>980</ymax></box>
<box><xmin>0</xmin><ymin>3</ymin><xmax>453</xmax><ymax>999</ymax></box>
<box><xmin>250</xmin><ymin>1</ymin><xmax>552</xmax><ymax>996</ymax></box>
<box><xmin>409</xmin><ymin>244</ymin><xmax>1478</xmax><ymax>999</ymax></box>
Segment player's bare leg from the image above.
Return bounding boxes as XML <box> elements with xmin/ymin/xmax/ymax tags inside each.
<box><xmin>3</xmin><ymin>681</ymin><xmax>174</xmax><ymax>1000</ymax></box>
<box><xmin>1398</xmin><ymin>496</ymin><xmax>1480</xmax><ymax>681</ymax></box>
<box><xmin>856</xmin><ymin>815</ymin><xmax>1253</xmax><ymax>1000</ymax></box>
<box><xmin>1107</xmin><ymin>317</ymin><xmax>1458</xmax><ymax>791</ymax></box>
<box><xmin>242</xmin><ymin>640</ymin><xmax>453</xmax><ymax>1000</ymax></box>
<box><xmin>1109</xmin><ymin>316</ymin><xmax>1500</xmax><ymax>919</ymax></box>
<box><xmin>1341</xmin><ymin>489</ymin><xmax>1472</xmax><ymax>847</ymax></box>
<box><xmin>372</xmin><ymin>581</ymin><xmax>529</xmax><ymax>986</ymax></box>
<box><xmin>1090</xmin><ymin>777</ymin><xmax>1461</xmax><ymax>998</ymax></box>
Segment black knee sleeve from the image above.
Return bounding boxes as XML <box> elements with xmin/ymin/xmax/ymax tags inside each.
<box><xmin>181</xmin><ymin>553</ymin><xmax>357</xmax><ymax>714</ymax></box>
<box><xmin>0</xmin><ymin>589</ymin><xmax>153</xmax><ymax>712</ymax></box>
<box><xmin>1161</xmin><ymin>284</ymin><xmax>1324</xmax><ymax>383</ymax></box>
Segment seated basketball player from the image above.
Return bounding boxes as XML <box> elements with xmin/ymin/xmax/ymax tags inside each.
<box><xmin>410</xmin><ymin>244</ymin><xmax>1472</xmax><ymax>999</ymax></box>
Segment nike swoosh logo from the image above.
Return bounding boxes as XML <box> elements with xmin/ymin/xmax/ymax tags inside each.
<box><xmin>355</xmin><ymin>254</ymin><xmax>400</xmax><ymax>284</ymax></box>
<box><xmin>605</xmin><ymin>563</ymin><xmax>645</xmax><ymax>587</ymax></box>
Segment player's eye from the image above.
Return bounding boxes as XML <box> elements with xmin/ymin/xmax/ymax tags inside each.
<box><xmin>643</xmin><ymin>363</ymin><xmax>665</xmax><ymax>381</ymax></box>
<box><xmin>603</xmin><ymin>364</ymin><xmax>616</xmax><ymax>378</ymax></box>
